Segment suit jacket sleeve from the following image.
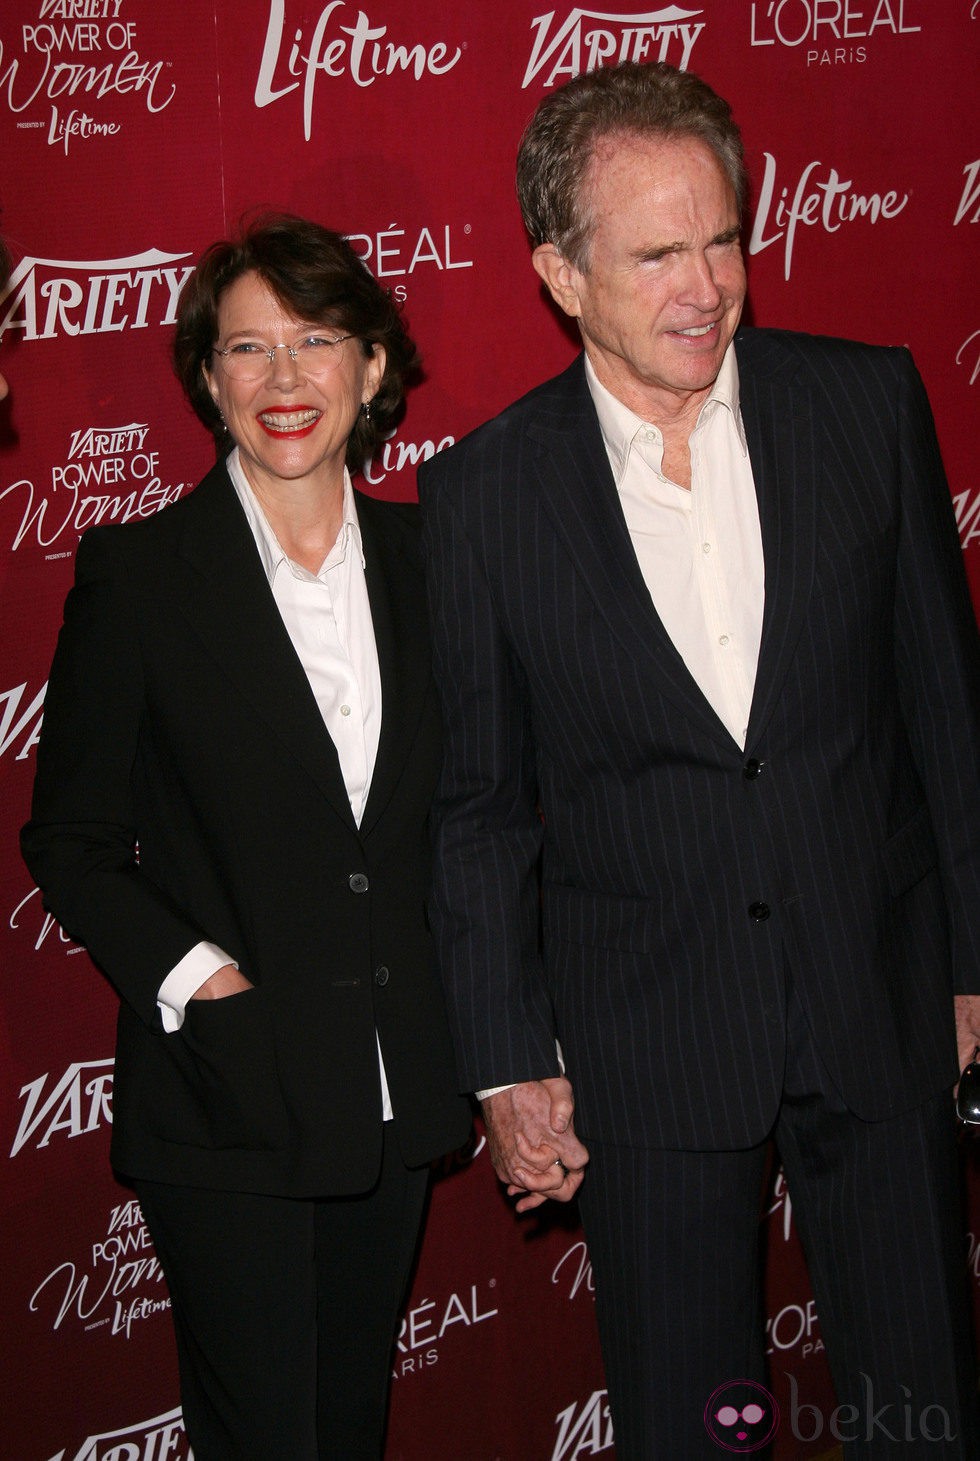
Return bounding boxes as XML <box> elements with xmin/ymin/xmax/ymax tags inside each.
<box><xmin>21</xmin><ymin>526</ymin><xmax>211</xmax><ymax>1026</ymax></box>
<box><xmin>421</xmin><ymin>459</ymin><xmax>561</xmax><ymax>1091</ymax></box>
<box><xmin>891</xmin><ymin>349</ymin><xmax>980</xmax><ymax>994</ymax></box>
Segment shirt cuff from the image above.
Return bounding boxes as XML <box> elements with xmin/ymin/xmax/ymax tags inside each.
<box><xmin>475</xmin><ymin>1042</ymin><xmax>565</xmax><ymax>1101</ymax></box>
<box><xmin>157</xmin><ymin>942</ymin><xmax>238</xmax><ymax>1033</ymax></box>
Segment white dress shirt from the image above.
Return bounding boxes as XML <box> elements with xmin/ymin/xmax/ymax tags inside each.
<box><xmin>157</xmin><ymin>450</ymin><xmax>392</xmax><ymax>1114</ymax></box>
<box><xmin>586</xmin><ymin>346</ymin><xmax>764</xmax><ymax>748</ymax></box>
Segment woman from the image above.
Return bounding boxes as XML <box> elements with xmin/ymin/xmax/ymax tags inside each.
<box><xmin>22</xmin><ymin>214</ymin><xmax>470</xmax><ymax>1460</ymax></box>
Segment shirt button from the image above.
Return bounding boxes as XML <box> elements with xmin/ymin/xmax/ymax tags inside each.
<box><xmin>743</xmin><ymin>759</ymin><xmax>764</xmax><ymax>780</ymax></box>
<box><xmin>719</xmin><ymin>634</ymin><xmax>730</xmax><ymax>647</ymax></box>
<box><xmin>375</xmin><ymin>965</ymin><xmax>390</xmax><ymax>987</ymax></box>
<box><xmin>702</xmin><ymin>542</ymin><xmax>712</xmax><ymax>554</ymax></box>
<box><xmin>340</xmin><ymin>704</ymin><xmax>351</xmax><ymax>717</ymax></box>
<box><xmin>748</xmin><ymin>902</ymin><xmax>771</xmax><ymax>922</ymax></box>
<box><xmin>348</xmin><ymin>873</ymin><xmax>369</xmax><ymax>893</ymax></box>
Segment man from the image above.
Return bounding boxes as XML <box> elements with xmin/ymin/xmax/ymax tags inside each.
<box><xmin>420</xmin><ymin>62</ymin><xmax>980</xmax><ymax>1457</ymax></box>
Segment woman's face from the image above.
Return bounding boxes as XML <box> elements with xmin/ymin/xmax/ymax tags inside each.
<box><xmin>203</xmin><ymin>270</ymin><xmax>384</xmax><ymax>498</ymax></box>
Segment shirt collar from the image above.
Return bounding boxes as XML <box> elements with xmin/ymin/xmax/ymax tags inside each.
<box><xmin>584</xmin><ymin>343</ymin><xmax>747</xmax><ymax>486</ymax></box>
<box><xmin>226</xmin><ymin>447</ymin><xmax>365</xmax><ymax>582</ymax></box>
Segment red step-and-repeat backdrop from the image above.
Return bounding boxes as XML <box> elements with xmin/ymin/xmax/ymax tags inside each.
<box><xmin>2</xmin><ymin>4</ymin><xmax>978</xmax><ymax>1458</ymax></box>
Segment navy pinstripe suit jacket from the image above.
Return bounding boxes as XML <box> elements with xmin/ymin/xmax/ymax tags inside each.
<box><xmin>420</xmin><ymin>328</ymin><xmax>980</xmax><ymax>1149</ymax></box>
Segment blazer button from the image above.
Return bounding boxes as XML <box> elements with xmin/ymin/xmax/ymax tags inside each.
<box><xmin>375</xmin><ymin>965</ymin><xmax>390</xmax><ymax>987</ymax></box>
<box><xmin>348</xmin><ymin>873</ymin><xmax>369</xmax><ymax>893</ymax></box>
<box><xmin>748</xmin><ymin>901</ymin><xmax>771</xmax><ymax>922</ymax></box>
<box><xmin>743</xmin><ymin>759</ymin><xmax>764</xmax><ymax>780</ymax></box>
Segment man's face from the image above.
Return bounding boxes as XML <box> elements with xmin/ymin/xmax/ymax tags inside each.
<box><xmin>534</xmin><ymin>132</ymin><xmax>746</xmax><ymax>420</ymax></box>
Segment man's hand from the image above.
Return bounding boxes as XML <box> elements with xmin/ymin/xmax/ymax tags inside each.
<box><xmin>190</xmin><ymin>964</ymin><xmax>254</xmax><ymax>1000</ymax></box>
<box><xmin>954</xmin><ymin>994</ymin><xmax>980</xmax><ymax>1093</ymax></box>
<box><xmin>481</xmin><ymin>1078</ymin><xmax>589</xmax><ymax>1213</ymax></box>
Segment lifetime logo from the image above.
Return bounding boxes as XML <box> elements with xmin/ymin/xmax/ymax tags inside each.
<box><xmin>522</xmin><ymin>6</ymin><xmax>706</xmax><ymax>88</ymax></box>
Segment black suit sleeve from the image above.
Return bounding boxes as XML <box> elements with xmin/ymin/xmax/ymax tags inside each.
<box><xmin>21</xmin><ymin>527</ymin><xmax>209</xmax><ymax>1025</ymax></box>
<box><xmin>891</xmin><ymin>350</ymin><xmax>980</xmax><ymax>994</ymax></box>
<box><xmin>421</xmin><ymin>464</ymin><xmax>561</xmax><ymax>1092</ymax></box>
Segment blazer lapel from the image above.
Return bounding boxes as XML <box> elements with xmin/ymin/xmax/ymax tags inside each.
<box><xmin>736</xmin><ymin>332</ymin><xmax>819</xmax><ymax>750</ymax></box>
<box><xmin>172</xmin><ymin>464</ymin><xmax>358</xmax><ymax>831</ymax></box>
<box><xmin>356</xmin><ymin>494</ymin><xmax>431</xmax><ymax>837</ymax></box>
<box><xmin>529</xmin><ymin>359</ymin><xmax>738</xmax><ymax>748</ymax></box>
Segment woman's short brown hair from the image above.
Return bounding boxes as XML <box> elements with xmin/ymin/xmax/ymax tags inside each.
<box><xmin>174</xmin><ymin>212</ymin><xmax>418</xmax><ymax>473</ymax></box>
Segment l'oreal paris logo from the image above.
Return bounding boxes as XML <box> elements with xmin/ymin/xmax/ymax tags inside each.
<box><xmin>749</xmin><ymin>0</ymin><xmax>921</xmax><ymax>48</ymax></box>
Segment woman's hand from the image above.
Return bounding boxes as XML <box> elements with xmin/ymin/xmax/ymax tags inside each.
<box><xmin>190</xmin><ymin>964</ymin><xmax>255</xmax><ymax>1000</ymax></box>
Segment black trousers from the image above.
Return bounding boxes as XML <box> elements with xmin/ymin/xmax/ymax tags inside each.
<box><xmin>577</xmin><ymin>988</ymin><xmax>979</xmax><ymax>1459</ymax></box>
<box><xmin>135</xmin><ymin>1125</ymin><xmax>429</xmax><ymax>1461</ymax></box>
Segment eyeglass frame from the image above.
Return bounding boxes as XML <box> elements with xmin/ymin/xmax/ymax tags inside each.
<box><xmin>211</xmin><ymin>332</ymin><xmax>355</xmax><ymax>379</ymax></box>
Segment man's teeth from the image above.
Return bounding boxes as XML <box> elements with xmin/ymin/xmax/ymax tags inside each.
<box><xmin>675</xmin><ymin>324</ymin><xmax>715</xmax><ymax>337</ymax></box>
<box><xmin>260</xmin><ymin>409</ymin><xmax>320</xmax><ymax>428</ymax></box>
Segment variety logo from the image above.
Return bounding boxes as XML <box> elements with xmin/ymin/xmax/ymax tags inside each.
<box><xmin>523</xmin><ymin>6</ymin><xmax>705</xmax><ymax>88</ymax></box>
<box><xmin>952</xmin><ymin>487</ymin><xmax>980</xmax><ymax>552</ymax></box>
<box><xmin>749</xmin><ymin>0</ymin><xmax>921</xmax><ymax>66</ymax></box>
<box><xmin>0</xmin><ymin>249</ymin><xmax>193</xmax><ymax>341</ymax></box>
<box><xmin>0</xmin><ymin>680</ymin><xmax>45</xmax><ymax>762</ymax></box>
<box><xmin>1</xmin><ymin>419</ymin><xmax>190</xmax><ymax>555</ymax></box>
<box><xmin>552</xmin><ymin>1389</ymin><xmax>615</xmax><ymax>1460</ymax></box>
<box><xmin>747</xmin><ymin>151</ymin><xmax>909</xmax><ymax>280</ymax></box>
<box><xmin>11</xmin><ymin>1057</ymin><xmax>113</xmax><ymax>1156</ymax></box>
<box><xmin>393</xmin><ymin>1280</ymin><xmax>498</xmax><ymax>1380</ymax></box>
<box><xmin>30</xmin><ymin>1198</ymin><xmax>170</xmax><ymax>1340</ymax></box>
<box><xmin>46</xmin><ymin>1406</ymin><xmax>191</xmax><ymax>1461</ymax></box>
<box><xmin>2</xmin><ymin>0</ymin><xmax>177</xmax><ymax>152</ymax></box>
<box><xmin>255</xmin><ymin>0</ymin><xmax>463</xmax><ymax>141</ymax></box>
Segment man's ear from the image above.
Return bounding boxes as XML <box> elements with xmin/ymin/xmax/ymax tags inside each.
<box><xmin>532</xmin><ymin>243</ymin><xmax>583</xmax><ymax>319</ymax></box>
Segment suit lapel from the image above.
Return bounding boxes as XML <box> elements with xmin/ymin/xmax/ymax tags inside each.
<box><xmin>528</xmin><ymin>360</ymin><xmax>739</xmax><ymax>748</ymax></box>
<box><xmin>171</xmin><ymin>464</ymin><xmax>358</xmax><ymax>831</ymax></box>
<box><xmin>736</xmin><ymin>332</ymin><xmax>819</xmax><ymax>749</ymax></box>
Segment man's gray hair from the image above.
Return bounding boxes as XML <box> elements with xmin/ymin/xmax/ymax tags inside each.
<box><xmin>516</xmin><ymin>61</ymin><xmax>747</xmax><ymax>269</ymax></box>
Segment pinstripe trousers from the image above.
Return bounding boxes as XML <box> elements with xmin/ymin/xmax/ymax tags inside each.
<box><xmin>576</xmin><ymin>983</ymin><xmax>979</xmax><ymax>1459</ymax></box>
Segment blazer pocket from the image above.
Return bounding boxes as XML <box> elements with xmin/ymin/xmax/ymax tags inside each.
<box><xmin>882</xmin><ymin>805</ymin><xmax>939</xmax><ymax>899</ymax></box>
<box><xmin>177</xmin><ymin>987</ymin><xmax>288</xmax><ymax>1150</ymax></box>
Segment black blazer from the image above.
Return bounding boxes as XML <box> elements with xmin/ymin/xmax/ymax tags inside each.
<box><xmin>420</xmin><ymin>328</ymin><xmax>980</xmax><ymax>1150</ymax></box>
<box><xmin>22</xmin><ymin>462</ymin><xmax>470</xmax><ymax>1197</ymax></box>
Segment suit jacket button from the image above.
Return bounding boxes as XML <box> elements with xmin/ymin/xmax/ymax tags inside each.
<box><xmin>743</xmin><ymin>759</ymin><xmax>764</xmax><ymax>780</ymax></box>
<box><xmin>748</xmin><ymin>901</ymin><xmax>771</xmax><ymax>921</ymax></box>
<box><xmin>348</xmin><ymin>873</ymin><xmax>369</xmax><ymax>893</ymax></box>
<box><xmin>375</xmin><ymin>965</ymin><xmax>390</xmax><ymax>986</ymax></box>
